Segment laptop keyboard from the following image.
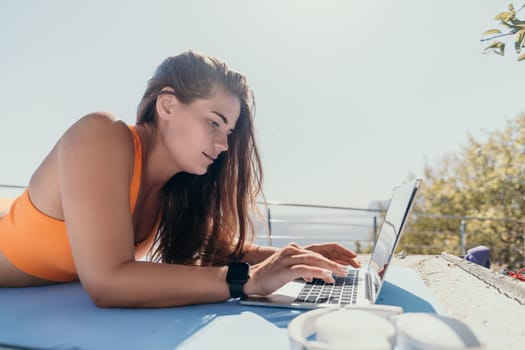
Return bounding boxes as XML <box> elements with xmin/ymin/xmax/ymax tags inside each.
<box><xmin>294</xmin><ymin>270</ymin><xmax>360</xmax><ymax>304</ymax></box>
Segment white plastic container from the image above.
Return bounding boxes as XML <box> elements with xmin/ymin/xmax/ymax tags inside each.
<box><xmin>393</xmin><ymin>313</ymin><xmax>484</xmax><ymax>350</ymax></box>
<box><xmin>288</xmin><ymin>305</ymin><xmax>403</xmax><ymax>350</ymax></box>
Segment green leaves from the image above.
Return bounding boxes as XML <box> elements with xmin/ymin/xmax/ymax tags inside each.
<box><xmin>515</xmin><ymin>29</ymin><xmax>525</xmax><ymax>53</ymax></box>
<box><xmin>495</xmin><ymin>11</ymin><xmax>516</xmax><ymax>23</ymax></box>
<box><xmin>403</xmin><ymin>115</ymin><xmax>525</xmax><ymax>269</ymax></box>
<box><xmin>483</xmin><ymin>29</ymin><xmax>502</xmax><ymax>35</ymax></box>
<box><xmin>483</xmin><ymin>41</ymin><xmax>505</xmax><ymax>56</ymax></box>
<box><xmin>482</xmin><ymin>3</ymin><xmax>525</xmax><ymax>61</ymax></box>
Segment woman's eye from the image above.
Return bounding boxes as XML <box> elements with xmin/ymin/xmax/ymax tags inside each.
<box><xmin>208</xmin><ymin>120</ymin><xmax>220</xmax><ymax>129</ymax></box>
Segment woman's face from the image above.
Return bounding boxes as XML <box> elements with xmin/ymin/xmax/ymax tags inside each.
<box><xmin>160</xmin><ymin>86</ymin><xmax>241</xmax><ymax>175</ymax></box>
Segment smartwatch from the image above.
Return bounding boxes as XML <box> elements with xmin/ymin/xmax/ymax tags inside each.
<box><xmin>226</xmin><ymin>262</ymin><xmax>250</xmax><ymax>299</ymax></box>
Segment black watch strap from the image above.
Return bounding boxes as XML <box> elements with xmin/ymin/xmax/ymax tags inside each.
<box><xmin>228</xmin><ymin>281</ymin><xmax>247</xmax><ymax>299</ymax></box>
<box><xmin>226</xmin><ymin>262</ymin><xmax>250</xmax><ymax>299</ymax></box>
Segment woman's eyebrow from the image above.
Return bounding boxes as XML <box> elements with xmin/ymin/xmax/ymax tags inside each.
<box><xmin>212</xmin><ymin>111</ymin><xmax>229</xmax><ymax>125</ymax></box>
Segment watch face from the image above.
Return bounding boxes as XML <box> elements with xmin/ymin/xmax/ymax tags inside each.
<box><xmin>227</xmin><ymin>263</ymin><xmax>250</xmax><ymax>283</ymax></box>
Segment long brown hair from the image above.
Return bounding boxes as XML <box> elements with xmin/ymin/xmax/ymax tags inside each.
<box><xmin>136</xmin><ymin>51</ymin><xmax>263</xmax><ymax>266</ymax></box>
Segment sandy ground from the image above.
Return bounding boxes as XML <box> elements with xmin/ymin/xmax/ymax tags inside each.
<box><xmin>393</xmin><ymin>254</ymin><xmax>525</xmax><ymax>350</ymax></box>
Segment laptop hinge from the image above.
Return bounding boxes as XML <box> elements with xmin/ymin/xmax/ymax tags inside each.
<box><xmin>365</xmin><ymin>273</ymin><xmax>373</xmax><ymax>301</ymax></box>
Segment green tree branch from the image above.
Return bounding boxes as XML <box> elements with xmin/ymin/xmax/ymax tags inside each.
<box><xmin>482</xmin><ymin>3</ymin><xmax>525</xmax><ymax>61</ymax></box>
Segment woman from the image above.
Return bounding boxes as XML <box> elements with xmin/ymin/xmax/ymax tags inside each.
<box><xmin>0</xmin><ymin>51</ymin><xmax>359</xmax><ymax>307</ymax></box>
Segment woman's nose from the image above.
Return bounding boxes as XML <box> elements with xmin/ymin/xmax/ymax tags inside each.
<box><xmin>214</xmin><ymin>132</ymin><xmax>229</xmax><ymax>152</ymax></box>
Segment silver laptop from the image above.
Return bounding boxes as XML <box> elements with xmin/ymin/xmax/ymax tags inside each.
<box><xmin>241</xmin><ymin>179</ymin><xmax>421</xmax><ymax>309</ymax></box>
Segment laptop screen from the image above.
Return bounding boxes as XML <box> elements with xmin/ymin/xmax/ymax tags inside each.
<box><xmin>368</xmin><ymin>179</ymin><xmax>420</xmax><ymax>293</ymax></box>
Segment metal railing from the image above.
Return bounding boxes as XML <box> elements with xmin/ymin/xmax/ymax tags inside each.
<box><xmin>257</xmin><ymin>201</ymin><xmax>525</xmax><ymax>265</ymax></box>
<box><xmin>0</xmin><ymin>184</ymin><xmax>25</xmax><ymax>189</ymax></box>
<box><xmin>406</xmin><ymin>212</ymin><xmax>525</xmax><ymax>258</ymax></box>
<box><xmin>0</xmin><ymin>184</ymin><xmax>25</xmax><ymax>202</ymax></box>
<box><xmin>2</xmin><ymin>184</ymin><xmax>524</xmax><ymax>263</ymax></box>
<box><xmin>256</xmin><ymin>201</ymin><xmax>384</xmax><ymax>250</ymax></box>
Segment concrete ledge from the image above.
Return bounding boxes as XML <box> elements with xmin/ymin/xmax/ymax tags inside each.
<box><xmin>393</xmin><ymin>254</ymin><xmax>525</xmax><ymax>349</ymax></box>
<box><xmin>441</xmin><ymin>253</ymin><xmax>525</xmax><ymax>305</ymax></box>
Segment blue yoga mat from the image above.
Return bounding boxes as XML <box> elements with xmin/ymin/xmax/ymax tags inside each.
<box><xmin>0</xmin><ymin>265</ymin><xmax>444</xmax><ymax>350</ymax></box>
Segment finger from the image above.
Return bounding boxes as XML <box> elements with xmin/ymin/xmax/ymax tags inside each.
<box><xmin>291</xmin><ymin>265</ymin><xmax>335</xmax><ymax>284</ymax></box>
<box><xmin>324</xmin><ymin>244</ymin><xmax>360</xmax><ymax>267</ymax></box>
<box><xmin>341</xmin><ymin>245</ymin><xmax>358</xmax><ymax>258</ymax></box>
<box><xmin>334</xmin><ymin>258</ymin><xmax>361</xmax><ymax>268</ymax></box>
<box><xmin>351</xmin><ymin>259</ymin><xmax>361</xmax><ymax>268</ymax></box>
<box><xmin>289</xmin><ymin>253</ymin><xmax>348</xmax><ymax>276</ymax></box>
<box><xmin>306</xmin><ymin>243</ymin><xmax>358</xmax><ymax>262</ymax></box>
<box><xmin>328</xmin><ymin>243</ymin><xmax>359</xmax><ymax>259</ymax></box>
<box><xmin>339</xmin><ymin>248</ymin><xmax>359</xmax><ymax>262</ymax></box>
<box><xmin>281</xmin><ymin>246</ymin><xmax>353</xmax><ymax>274</ymax></box>
<box><xmin>336</xmin><ymin>259</ymin><xmax>361</xmax><ymax>268</ymax></box>
<box><xmin>288</xmin><ymin>242</ymin><xmax>301</xmax><ymax>249</ymax></box>
<box><xmin>280</xmin><ymin>245</ymin><xmax>304</xmax><ymax>257</ymax></box>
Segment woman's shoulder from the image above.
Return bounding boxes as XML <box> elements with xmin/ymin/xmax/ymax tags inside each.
<box><xmin>68</xmin><ymin>112</ymin><xmax>130</xmax><ymax>135</ymax></box>
<box><xmin>57</xmin><ymin>113</ymin><xmax>136</xmax><ymax>171</ymax></box>
<box><xmin>60</xmin><ymin>112</ymin><xmax>134</xmax><ymax>149</ymax></box>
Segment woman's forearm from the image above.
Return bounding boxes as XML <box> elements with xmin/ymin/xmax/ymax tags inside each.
<box><xmin>84</xmin><ymin>242</ymin><xmax>353</xmax><ymax>308</ymax></box>
<box><xmin>84</xmin><ymin>261</ymin><xmax>230</xmax><ymax>308</ymax></box>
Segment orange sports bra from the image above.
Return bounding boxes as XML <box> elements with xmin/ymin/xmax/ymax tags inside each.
<box><xmin>0</xmin><ymin>125</ymin><xmax>156</xmax><ymax>282</ymax></box>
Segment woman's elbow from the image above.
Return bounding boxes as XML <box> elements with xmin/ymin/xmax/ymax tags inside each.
<box><xmin>81</xmin><ymin>276</ymin><xmax>122</xmax><ymax>308</ymax></box>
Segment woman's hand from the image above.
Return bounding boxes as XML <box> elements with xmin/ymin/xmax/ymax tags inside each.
<box><xmin>304</xmin><ymin>242</ymin><xmax>361</xmax><ymax>268</ymax></box>
<box><xmin>242</xmin><ymin>243</ymin><xmax>350</xmax><ymax>297</ymax></box>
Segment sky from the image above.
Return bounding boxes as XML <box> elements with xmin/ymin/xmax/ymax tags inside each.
<box><xmin>1</xmin><ymin>0</ymin><xmax>524</xmax><ymax>208</ymax></box>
